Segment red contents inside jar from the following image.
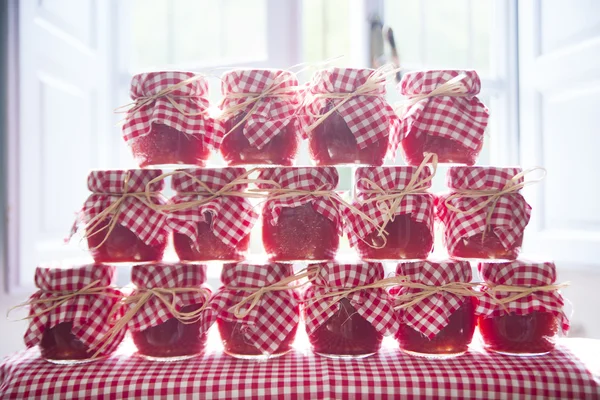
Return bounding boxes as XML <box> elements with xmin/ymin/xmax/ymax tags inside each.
<box><xmin>478</xmin><ymin>311</ymin><xmax>559</xmax><ymax>355</ymax></box>
<box><xmin>40</xmin><ymin>322</ymin><xmax>94</xmax><ymax>361</ymax></box>
<box><xmin>217</xmin><ymin>318</ymin><xmax>298</xmax><ymax>356</ymax></box>
<box><xmin>396</xmin><ymin>298</ymin><xmax>477</xmax><ymax>356</ymax></box>
<box><xmin>132</xmin><ymin>304</ymin><xmax>208</xmax><ymax>358</ymax></box>
<box><xmin>87</xmin><ymin>219</ymin><xmax>166</xmax><ymax>263</ymax></box>
<box><xmin>220</xmin><ymin>113</ymin><xmax>299</xmax><ymax>166</ymax></box>
<box><xmin>309</xmin><ymin>104</ymin><xmax>387</xmax><ymax>166</ymax></box>
<box><xmin>130</xmin><ymin>124</ymin><xmax>211</xmax><ymax>168</ymax></box>
<box><xmin>262</xmin><ymin>203</ymin><xmax>339</xmax><ymax>261</ymax></box>
<box><xmin>173</xmin><ymin>215</ymin><xmax>250</xmax><ymax>262</ymax></box>
<box><xmin>401</xmin><ymin>131</ymin><xmax>482</xmax><ymax>166</ymax></box>
<box><xmin>451</xmin><ymin>233</ymin><xmax>522</xmax><ymax>260</ymax></box>
<box><xmin>309</xmin><ymin>298</ymin><xmax>382</xmax><ymax>356</ymax></box>
<box><xmin>356</xmin><ymin>215</ymin><xmax>433</xmax><ymax>260</ymax></box>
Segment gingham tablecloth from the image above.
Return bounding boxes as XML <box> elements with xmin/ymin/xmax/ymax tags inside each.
<box><xmin>1</xmin><ymin>337</ymin><xmax>599</xmax><ymax>399</ymax></box>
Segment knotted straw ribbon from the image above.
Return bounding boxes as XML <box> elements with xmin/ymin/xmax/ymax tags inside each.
<box><xmin>115</xmin><ymin>74</ymin><xmax>209</xmax><ymax>118</ymax></box>
<box><xmin>356</xmin><ymin>152</ymin><xmax>437</xmax><ymax>249</ymax></box>
<box><xmin>91</xmin><ymin>286</ymin><xmax>212</xmax><ymax>358</ymax></box>
<box><xmin>443</xmin><ymin>167</ymin><xmax>547</xmax><ymax>240</ymax></box>
<box><xmin>304</xmin><ymin>64</ymin><xmax>403</xmax><ymax>132</ymax></box>
<box><xmin>484</xmin><ymin>282</ymin><xmax>570</xmax><ymax>313</ymax></box>
<box><xmin>227</xmin><ymin>267</ymin><xmax>318</xmax><ymax>319</ymax></box>
<box><xmin>393</xmin><ymin>281</ymin><xmax>481</xmax><ymax>310</ymax></box>
<box><xmin>83</xmin><ymin>172</ymin><xmax>164</xmax><ymax>250</ymax></box>
<box><xmin>395</xmin><ymin>73</ymin><xmax>470</xmax><ymax>117</ymax></box>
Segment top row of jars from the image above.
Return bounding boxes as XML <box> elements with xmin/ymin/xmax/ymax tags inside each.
<box><xmin>123</xmin><ymin>68</ymin><xmax>489</xmax><ymax>168</ymax></box>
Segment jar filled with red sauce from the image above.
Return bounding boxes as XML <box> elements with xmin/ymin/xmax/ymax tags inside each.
<box><xmin>25</xmin><ymin>264</ymin><xmax>125</xmax><ymax>364</ymax></box>
<box><xmin>436</xmin><ymin>166</ymin><xmax>532</xmax><ymax>261</ymax></box>
<box><xmin>71</xmin><ymin>169</ymin><xmax>169</xmax><ymax>263</ymax></box>
<box><xmin>211</xmin><ymin>262</ymin><xmax>300</xmax><ymax>359</ymax></box>
<box><xmin>123</xmin><ymin>71</ymin><xmax>215</xmax><ymax>168</ymax></box>
<box><xmin>391</xmin><ymin>259</ymin><xmax>477</xmax><ymax>358</ymax></box>
<box><xmin>217</xmin><ymin>69</ymin><xmax>300</xmax><ymax>166</ymax></box>
<box><xmin>477</xmin><ymin>260</ymin><xmax>568</xmax><ymax>356</ymax></box>
<box><xmin>346</xmin><ymin>166</ymin><xmax>435</xmax><ymax>260</ymax></box>
<box><xmin>398</xmin><ymin>70</ymin><xmax>489</xmax><ymax>166</ymax></box>
<box><xmin>257</xmin><ymin>167</ymin><xmax>342</xmax><ymax>262</ymax></box>
<box><xmin>304</xmin><ymin>262</ymin><xmax>399</xmax><ymax>358</ymax></box>
<box><xmin>128</xmin><ymin>263</ymin><xmax>212</xmax><ymax>361</ymax></box>
<box><xmin>301</xmin><ymin>67</ymin><xmax>402</xmax><ymax>166</ymax></box>
<box><xmin>168</xmin><ymin>168</ymin><xmax>257</xmax><ymax>262</ymax></box>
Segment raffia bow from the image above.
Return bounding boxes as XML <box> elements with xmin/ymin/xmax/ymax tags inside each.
<box><xmin>393</xmin><ymin>281</ymin><xmax>481</xmax><ymax>310</ymax></box>
<box><xmin>395</xmin><ymin>73</ymin><xmax>470</xmax><ymax>117</ymax></box>
<box><xmin>307</xmin><ymin>275</ymin><xmax>409</xmax><ymax>307</ymax></box>
<box><xmin>484</xmin><ymin>282</ymin><xmax>570</xmax><ymax>313</ymax></box>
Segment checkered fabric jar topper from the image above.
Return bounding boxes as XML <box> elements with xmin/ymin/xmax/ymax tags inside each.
<box><xmin>303</xmin><ymin>262</ymin><xmax>399</xmax><ymax>337</ymax></box>
<box><xmin>209</xmin><ymin>262</ymin><xmax>301</xmax><ymax>355</ymax></box>
<box><xmin>215</xmin><ymin>69</ymin><xmax>300</xmax><ymax>149</ymax></box>
<box><xmin>398</xmin><ymin>70</ymin><xmax>489</xmax><ymax>154</ymax></box>
<box><xmin>121</xmin><ymin>71</ymin><xmax>217</xmax><ymax>148</ymax></box>
<box><xmin>23</xmin><ymin>263</ymin><xmax>125</xmax><ymax>356</ymax></box>
<box><xmin>390</xmin><ymin>259</ymin><xmax>477</xmax><ymax>339</ymax></box>
<box><xmin>436</xmin><ymin>166</ymin><xmax>533</xmax><ymax>255</ymax></box>
<box><xmin>477</xmin><ymin>260</ymin><xmax>570</xmax><ymax>333</ymax></box>
<box><xmin>257</xmin><ymin>167</ymin><xmax>343</xmax><ymax>234</ymax></box>
<box><xmin>70</xmin><ymin>169</ymin><xmax>169</xmax><ymax>250</ymax></box>
<box><xmin>167</xmin><ymin>168</ymin><xmax>258</xmax><ymax>251</ymax></box>
<box><xmin>344</xmin><ymin>164</ymin><xmax>435</xmax><ymax>249</ymax></box>
<box><xmin>300</xmin><ymin>67</ymin><xmax>403</xmax><ymax>156</ymax></box>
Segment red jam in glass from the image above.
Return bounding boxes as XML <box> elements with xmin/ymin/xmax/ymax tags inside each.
<box><xmin>356</xmin><ymin>215</ymin><xmax>434</xmax><ymax>260</ymax></box>
<box><xmin>262</xmin><ymin>203</ymin><xmax>339</xmax><ymax>262</ymax></box>
<box><xmin>131</xmin><ymin>124</ymin><xmax>210</xmax><ymax>168</ymax></box>
<box><xmin>396</xmin><ymin>298</ymin><xmax>477</xmax><ymax>357</ymax></box>
<box><xmin>401</xmin><ymin>133</ymin><xmax>482</xmax><ymax>166</ymax></box>
<box><xmin>87</xmin><ymin>219</ymin><xmax>166</xmax><ymax>263</ymax></box>
<box><xmin>309</xmin><ymin>103</ymin><xmax>387</xmax><ymax>166</ymax></box>
<box><xmin>217</xmin><ymin>316</ymin><xmax>298</xmax><ymax>357</ymax></box>
<box><xmin>173</xmin><ymin>215</ymin><xmax>250</xmax><ymax>262</ymax></box>
<box><xmin>478</xmin><ymin>311</ymin><xmax>559</xmax><ymax>355</ymax></box>
<box><xmin>452</xmin><ymin>233</ymin><xmax>521</xmax><ymax>260</ymax></box>
<box><xmin>40</xmin><ymin>322</ymin><xmax>96</xmax><ymax>362</ymax></box>
<box><xmin>132</xmin><ymin>304</ymin><xmax>208</xmax><ymax>359</ymax></box>
<box><xmin>220</xmin><ymin>112</ymin><xmax>299</xmax><ymax>166</ymax></box>
<box><xmin>309</xmin><ymin>298</ymin><xmax>382</xmax><ymax>357</ymax></box>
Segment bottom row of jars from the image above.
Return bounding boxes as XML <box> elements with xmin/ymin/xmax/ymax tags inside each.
<box><xmin>28</xmin><ymin>259</ymin><xmax>567</xmax><ymax>364</ymax></box>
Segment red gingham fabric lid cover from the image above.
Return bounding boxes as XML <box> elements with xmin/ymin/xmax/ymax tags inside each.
<box><xmin>301</xmin><ymin>68</ymin><xmax>403</xmax><ymax>154</ymax></box>
<box><xmin>169</xmin><ymin>168</ymin><xmax>258</xmax><ymax>248</ymax></box>
<box><xmin>399</xmin><ymin>70</ymin><xmax>489</xmax><ymax>152</ymax></box>
<box><xmin>209</xmin><ymin>263</ymin><xmax>300</xmax><ymax>355</ymax></box>
<box><xmin>70</xmin><ymin>169</ymin><xmax>169</xmax><ymax>247</ymax></box>
<box><xmin>303</xmin><ymin>262</ymin><xmax>399</xmax><ymax>336</ymax></box>
<box><xmin>477</xmin><ymin>260</ymin><xmax>569</xmax><ymax>333</ymax></box>
<box><xmin>123</xmin><ymin>71</ymin><xmax>217</xmax><ymax>147</ymax></box>
<box><xmin>436</xmin><ymin>166</ymin><xmax>531</xmax><ymax>253</ymax></box>
<box><xmin>345</xmin><ymin>166</ymin><xmax>435</xmax><ymax>247</ymax></box>
<box><xmin>24</xmin><ymin>264</ymin><xmax>125</xmax><ymax>353</ymax></box>
<box><xmin>258</xmin><ymin>167</ymin><xmax>343</xmax><ymax>233</ymax></box>
<box><xmin>127</xmin><ymin>263</ymin><xmax>212</xmax><ymax>333</ymax></box>
<box><xmin>215</xmin><ymin>69</ymin><xmax>300</xmax><ymax>149</ymax></box>
<box><xmin>390</xmin><ymin>259</ymin><xmax>474</xmax><ymax>338</ymax></box>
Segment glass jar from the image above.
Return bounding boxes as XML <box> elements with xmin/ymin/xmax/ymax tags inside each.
<box><xmin>72</xmin><ymin>169</ymin><xmax>169</xmax><ymax>263</ymax></box>
<box><xmin>304</xmin><ymin>262</ymin><xmax>398</xmax><ymax>359</ymax></box>
<box><xmin>436</xmin><ymin>166</ymin><xmax>532</xmax><ymax>261</ymax></box>
<box><xmin>302</xmin><ymin>68</ymin><xmax>401</xmax><ymax>166</ymax></box>
<box><xmin>347</xmin><ymin>166</ymin><xmax>435</xmax><ymax>260</ymax></box>
<box><xmin>168</xmin><ymin>168</ymin><xmax>258</xmax><ymax>262</ymax></box>
<box><xmin>477</xmin><ymin>260</ymin><xmax>568</xmax><ymax>356</ymax></box>
<box><xmin>26</xmin><ymin>263</ymin><xmax>124</xmax><ymax>364</ymax></box>
<box><xmin>217</xmin><ymin>69</ymin><xmax>300</xmax><ymax>166</ymax></box>
<box><xmin>211</xmin><ymin>262</ymin><xmax>300</xmax><ymax>359</ymax></box>
<box><xmin>398</xmin><ymin>70</ymin><xmax>489</xmax><ymax>166</ymax></box>
<box><xmin>391</xmin><ymin>259</ymin><xmax>477</xmax><ymax>358</ymax></box>
<box><xmin>123</xmin><ymin>71</ymin><xmax>215</xmax><ymax>168</ymax></box>
<box><xmin>258</xmin><ymin>167</ymin><xmax>342</xmax><ymax>262</ymax></box>
<box><xmin>128</xmin><ymin>263</ymin><xmax>211</xmax><ymax>361</ymax></box>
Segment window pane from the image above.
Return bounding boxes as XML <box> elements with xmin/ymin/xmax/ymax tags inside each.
<box><xmin>222</xmin><ymin>0</ymin><xmax>267</xmax><ymax>61</ymax></box>
<box><xmin>471</xmin><ymin>0</ymin><xmax>492</xmax><ymax>74</ymax></box>
<box><xmin>384</xmin><ymin>0</ymin><xmax>422</xmax><ymax>65</ymax></box>
<box><xmin>424</xmin><ymin>0</ymin><xmax>469</xmax><ymax>68</ymax></box>
<box><xmin>172</xmin><ymin>0</ymin><xmax>222</xmax><ymax>63</ymax></box>
<box><xmin>132</xmin><ymin>0</ymin><xmax>170</xmax><ymax>69</ymax></box>
<box><xmin>302</xmin><ymin>0</ymin><xmax>351</xmax><ymax>66</ymax></box>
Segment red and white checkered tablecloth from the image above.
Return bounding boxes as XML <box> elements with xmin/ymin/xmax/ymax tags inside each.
<box><xmin>1</xmin><ymin>337</ymin><xmax>599</xmax><ymax>399</ymax></box>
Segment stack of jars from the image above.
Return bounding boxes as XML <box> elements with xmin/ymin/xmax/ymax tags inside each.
<box><xmin>21</xmin><ymin>67</ymin><xmax>568</xmax><ymax>364</ymax></box>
